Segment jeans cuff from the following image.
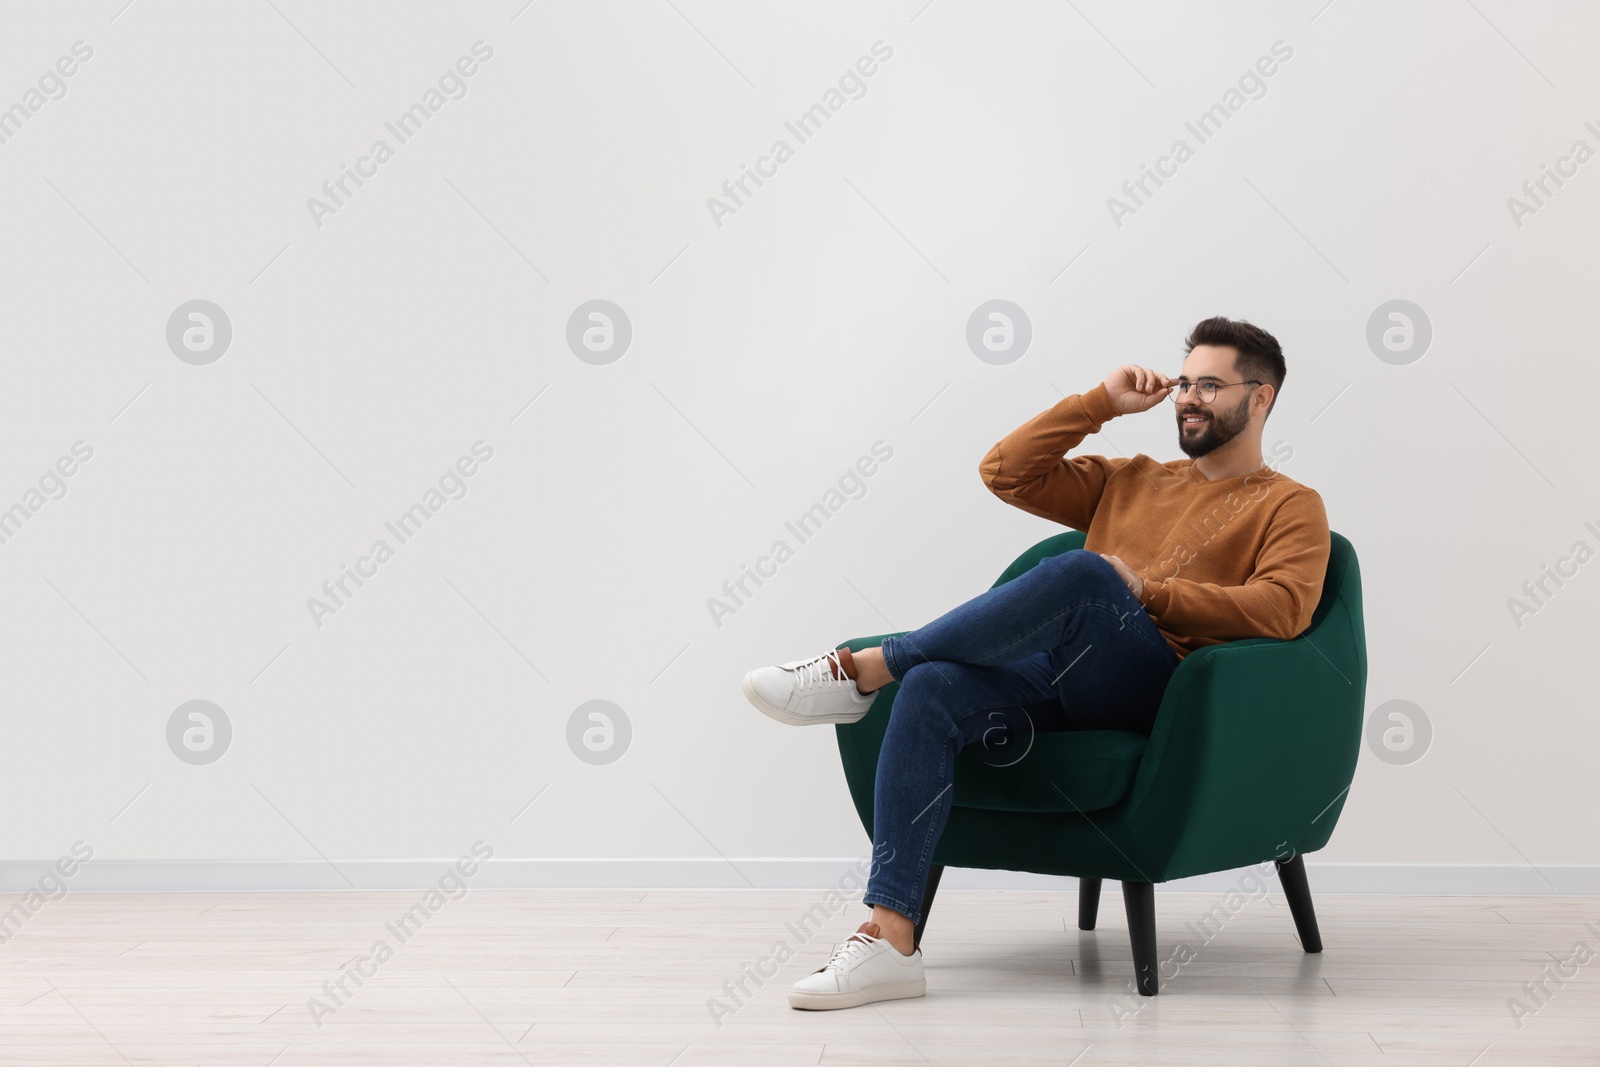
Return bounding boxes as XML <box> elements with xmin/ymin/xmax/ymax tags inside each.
<box><xmin>881</xmin><ymin>636</ymin><xmax>907</xmax><ymax>682</ymax></box>
<box><xmin>862</xmin><ymin>890</ymin><xmax>920</xmax><ymax>927</ymax></box>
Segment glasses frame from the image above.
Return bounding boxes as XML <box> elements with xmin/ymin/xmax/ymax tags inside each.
<box><xmin>1169</xmin><ymin>378</ymin><xmax>1264</xmax><ymax>405</ymax></box>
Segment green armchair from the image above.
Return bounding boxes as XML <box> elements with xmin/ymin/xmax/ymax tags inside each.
<box><xmin>833</xmin><ymin>529</ymin><xmax>1366</xmax><ymax>995</ymax></box>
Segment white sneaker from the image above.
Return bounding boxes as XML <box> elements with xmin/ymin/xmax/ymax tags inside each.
<box><xmin>741</xmin><ymin>649</ymin><xmax>877</xmax><ymax>726</ymax></box>
<box><xmin>789</xmin><ymin>921</ymin><xmax>925</xmax><ymax>1010</ymax></box>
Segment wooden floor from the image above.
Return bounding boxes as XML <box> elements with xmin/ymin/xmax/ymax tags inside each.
<box><xmin>1</xmin><ymin>888</ymin><xmax>1597</xmax><ymax>1065</ymax></box>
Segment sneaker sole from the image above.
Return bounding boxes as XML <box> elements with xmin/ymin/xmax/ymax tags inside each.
<box><xmin>788</xmin><ymin>978</ymin><xmax>926</xmax><ymax>1010</ymax></box>
<box><xmin>740</xmin><ymin>671</ymin><xmax>873</xmax><ymax>727</ymax></box>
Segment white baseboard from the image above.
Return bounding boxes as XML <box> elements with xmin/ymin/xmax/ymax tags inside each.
<box><xmin>4</xmin><ymin>859</ymin><xmax>1599</xmax><ymax>895</ymax></box>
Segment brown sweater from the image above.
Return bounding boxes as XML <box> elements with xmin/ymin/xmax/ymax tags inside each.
<box><xmin>978</xmin><ymin>382</ymin><xmax>1331</xmax><ymax>658</ymax></box>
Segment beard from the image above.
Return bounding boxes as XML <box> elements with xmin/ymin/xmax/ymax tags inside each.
<box><xmin>1177</xmin><ymin>397</ymin><xmax>1250</xmax><ymax>458</ymax></box>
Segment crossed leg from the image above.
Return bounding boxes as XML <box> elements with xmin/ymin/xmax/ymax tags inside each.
<box><xmin>850</xmin><ymin>550</ymin><xmax>1182</xmax><ymax>951</ymax></box>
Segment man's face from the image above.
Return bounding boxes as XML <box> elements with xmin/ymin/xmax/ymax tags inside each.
<box><xmin>1175</xmin><ymin>345</ymin><xmax>1254</xmax><ymax>459</ymax></box>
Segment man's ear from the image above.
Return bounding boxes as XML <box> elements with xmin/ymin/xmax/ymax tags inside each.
<box><xmin>1254</xmin><ymin>383</ymin><xmax>1275</xmax><ymax>418</ymax></box>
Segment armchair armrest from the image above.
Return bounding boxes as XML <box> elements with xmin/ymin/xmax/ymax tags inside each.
<box><xmin>1120</xmin><ymin>619</ymin><xmax>1365</xmax><ymax>879</ymax></box>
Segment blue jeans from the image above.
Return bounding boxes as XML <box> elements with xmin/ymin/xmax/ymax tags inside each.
<box><xmin>861</xmin><ymin>549</ymin><xmax>1182</xmax><ymax>926</ymax></box>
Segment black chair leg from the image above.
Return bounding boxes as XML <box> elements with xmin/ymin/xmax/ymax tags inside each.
<box><xmin>1078</xmin><ymin>876</ymin><xmax>1102</xmax><ymax>930</ymax></box>
<box><xmin>1121</xmin><ymin>880</ymin><xmax>1158</xmax><ymax>996</ymax></box>
<box><xmin>1275</xmin><ymin>854</ymin><xmax>1323</xmax><ymax>953</ymax></box>
<box><xmin>912</xmin><ymin>864</ymin><xmax>944</xmax><ymax>948</ymax></box>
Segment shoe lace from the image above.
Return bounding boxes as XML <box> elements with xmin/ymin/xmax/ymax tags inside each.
<box><xmin>823</xmin><ymin>932</ymin><xmax>878</xmax><ymax>971</ymax></box>
<box><xmin>794</xmin><ymin>650</ymin><xmax>851</xmax><ymax>693</ymax></box>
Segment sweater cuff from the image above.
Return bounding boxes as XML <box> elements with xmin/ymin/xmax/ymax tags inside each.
<box><xmin>1141</xmin><ymin>578</ymin><xmax>1171</xmax><ymax>616</ymax></box>
<box><xmin>1077</xmin><ymin>382</ymin><xmax>1121</xmax><ymax>426</ymax></box>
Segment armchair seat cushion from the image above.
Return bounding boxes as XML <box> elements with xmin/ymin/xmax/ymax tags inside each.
<box><xmin>952</xmin><ymin>729</ymin><xmax>1149</xmax><ymax>814</ymax></box>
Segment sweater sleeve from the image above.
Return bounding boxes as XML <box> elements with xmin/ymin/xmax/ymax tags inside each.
<box><xmin>1140</xmin><ymin>488</ymin><xmax>1331</xmax><ymax>641</ymax></box>
<box><xmin>978</xmin><ymin>383</ymin><xmax>1128</xmax><ymax>531</ymax></box>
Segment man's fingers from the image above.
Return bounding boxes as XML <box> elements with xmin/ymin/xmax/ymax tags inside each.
<box><xmin>1130</xmin><ymin>366</ymin><xmax>1171</xmax><ymax>394</ymax></box>
<box><xmin>1098</xmin><ymin>553</ymin><xmax>1139</xmax><ymax>595</ymax></box>
<box><xmin>1108</xmin><ymin>365</ymin><xmax>1174</xmax><ymax>411</ymax></box>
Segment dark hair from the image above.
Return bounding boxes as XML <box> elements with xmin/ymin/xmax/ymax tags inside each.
<box><xmin>1183</xmin><ymin>316</ymin><xmax>1286</xmax><ymax>415</ymax></box>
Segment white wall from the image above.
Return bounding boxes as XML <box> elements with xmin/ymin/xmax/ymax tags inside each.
<box><xmin>1</xmin><ymin>0</ymin><xmax>1594</xmax><ymax>882</ymax></box>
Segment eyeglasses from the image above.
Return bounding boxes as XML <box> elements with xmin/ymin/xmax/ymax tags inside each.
<box><xmin>1169</xmin><ymin>378</ymin><xmax>1263</xmax><ymax>405</ymax></box>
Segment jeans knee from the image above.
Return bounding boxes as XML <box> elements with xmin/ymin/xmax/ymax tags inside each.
<box><xmin>897</xmin><ymin>661</ymin><xmax>945</xmax><ymax>697</ymax></box>
<box><xmin>893</xmin><ymin>662</ymin><xmax>960</xmax><ymax>723</ymax></box>
<box><xmin>1045</xmin><ymin>548</ymin><xmax>1122</xmax><ymax>591</ymax></box>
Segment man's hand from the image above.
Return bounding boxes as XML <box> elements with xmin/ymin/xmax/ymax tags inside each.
<box><xmin>1098</xmin><ymin>553</ymin><xmax>1145</xmax><ymax>601</ymax></box>
<box><xmin>1102</xmin><ymin>364</ymin><xmax>1174</xmax><ymax>414</ymax></box>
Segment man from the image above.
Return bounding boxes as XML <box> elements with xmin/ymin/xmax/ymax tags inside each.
<box><xmin>741</xmin><ymin>316</ymin><xmax>1331</xmax><ymax>1010</ymax></box>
